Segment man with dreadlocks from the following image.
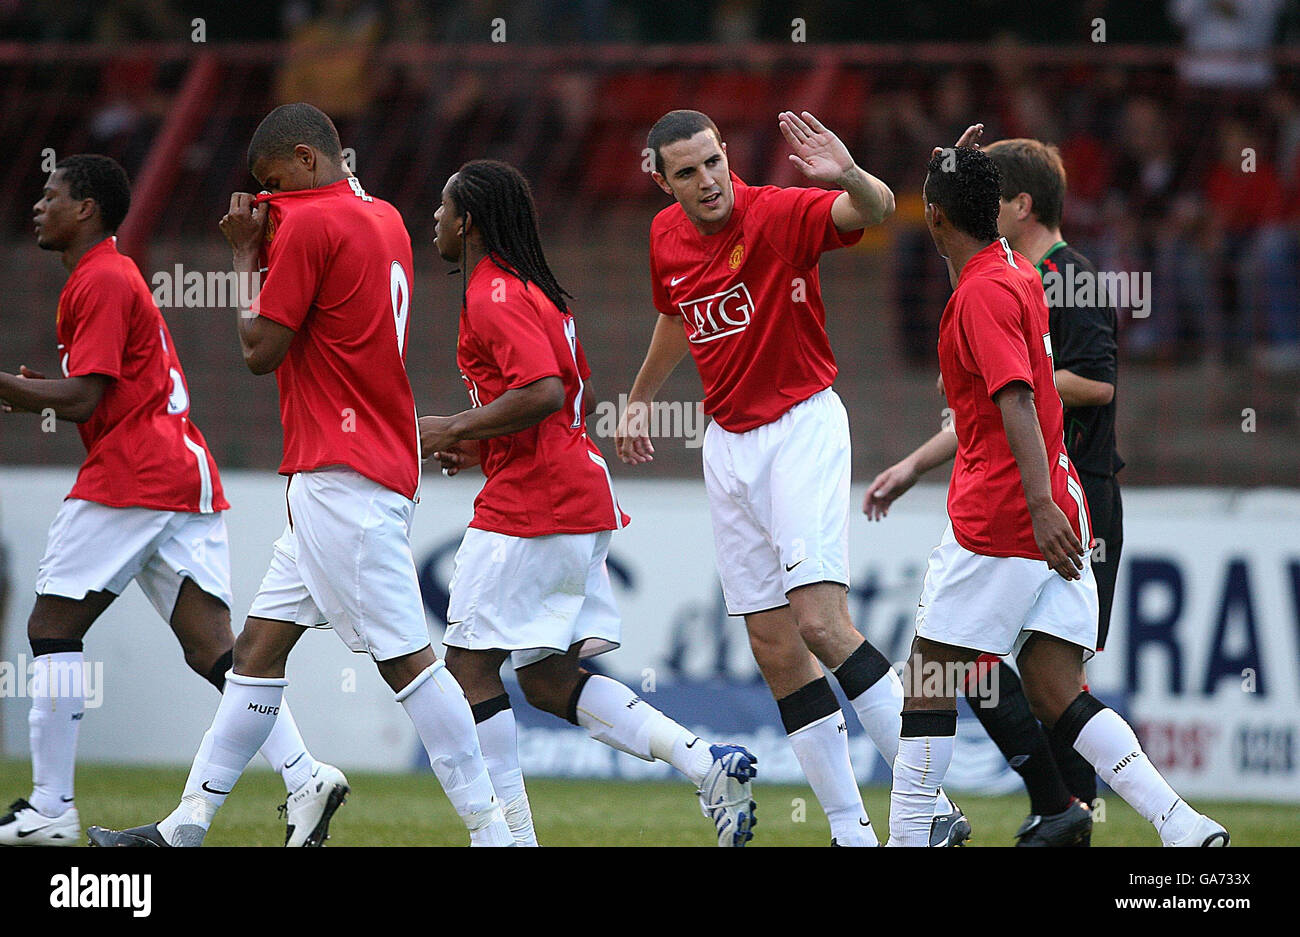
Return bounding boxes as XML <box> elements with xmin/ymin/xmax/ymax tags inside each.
<box><xmin>89</xmin><ymin>104</ymin><xmax>513</xmax><ymax>848</ymax></box>
<box><xmin>419</xmin><ymin>159</ymin><xmax>758</xmax><ymax>847</ymax></box>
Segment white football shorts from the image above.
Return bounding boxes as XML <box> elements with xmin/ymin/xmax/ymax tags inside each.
<box><xmin>248</xmin><ymin>466</ymin><xmax>431</xmax><ymax>662</ymax></box>
<box><xmin>35</xmin><ymin>498</ymin><xmax>232</xmax><ymax>620</ymax></box>
<box><xmin>444</xmin><ymin>527</ymin><xmax>620</xmax><ymax>669</ymax></box>
<box><xmin>703</xmin><ymin>387</ymin><xmax>851</xmax><ymax>616</ymax></box>
<box><xmin>914</xmin><ymin>522</ymin><xmax>1100</xmax><ymax>659</ymax></box>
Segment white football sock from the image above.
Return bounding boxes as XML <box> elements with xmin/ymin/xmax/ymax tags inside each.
<box><xmin>28</xmin><ymin>652</ymin><xmax>85</xmax><ymax>818</ymax></box>
<box><xmin>476</xmin><ymin>707</ymin><xmax>538</xmax><ymax>846</ymax></box>
<box><xmin>788</xmin><ymin>711</ymin><xmax>876</xmax><ymax>846</ymax></box>
<box><xmin>888</xmin><ymin>714</ymin><xmax>956</xmax><ymax>847</ymax></box>
<box><xmin>158</xmin><ymin>670</ymin><xmax>287</xmax><ymax>846</ymax></box>
<box><xmin>396</xmin><ymin>661</ymin><xmax>511</xmax><ymax>846</ymax></box>
<box><xmin>259</xmin><ymin>698</ymin><xmax>319</xmax><ymax>794</ymax></box>
<box><xmin>575</xmin><ymin>675</ymin><xmax>710</xmax><ymax>782</ymax></box>
<box><xmin>1072</xmin><ymin>706</ymin><xmax>1186</xmax><ymax>840</ymax></box>
<box><xmin>846</xmin><ymin>668</ymin><xmax>956</xmax><ymax>816</ymax></box>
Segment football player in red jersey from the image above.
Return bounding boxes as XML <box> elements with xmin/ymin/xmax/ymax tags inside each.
<box><xmin>0</xmin><ymin>155</ymin><xmax>341</xmax><ymax>847</ymax></box>
<box><xmin>883</xmin><ymin>144</ymin><xmax>1225</xmax><ymax>847</ymax></box>
<box><xmin>866</xmin><ymin>132</ymin><xmax>1124</xmax><ymax>845</ymax></box>
<box><xmin>88</xmin><ymin>105</ymin><xmax>512</xmax><ymax>847</ymax></box>
<box><xmin>420</xmin><ymin>159</ymin><xmax>757</xmax><ymax>846</ymax></box>
<box><xmin>616</xmin><ymin>109</ymin><xmax>965</xmax><ymax>846</ymax></box>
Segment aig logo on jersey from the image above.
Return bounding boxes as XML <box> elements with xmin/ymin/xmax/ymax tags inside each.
<box><xmin>679</xmin><ymin>282</ymin><xmax>754</xmax><ymax>343</ymax></box>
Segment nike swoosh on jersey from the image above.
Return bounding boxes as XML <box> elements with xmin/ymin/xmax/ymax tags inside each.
<box><xmin>670</xmin><ymin>275</ymin><xmax>687</xmax><ymax>286</ymax></box>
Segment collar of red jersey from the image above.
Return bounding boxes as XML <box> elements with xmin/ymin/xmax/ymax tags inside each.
<box><xmin>252</xmin><ymin>177</ymin><xmax>352</xmax><ymax>206</ymax></box>
<box><xmin>959</xmin><ymin>238</ymin><xmax>1016</xmax><ymax>281</ymax></box>
<box><xmin>467</xmin><ymin>255</ymin><xmax>524</xmax><ymax>285</ymax></box>
<box><xmin>72</xmin><ymin>236</ymin><xmax>118</xmax><ymax>270</ymax></box>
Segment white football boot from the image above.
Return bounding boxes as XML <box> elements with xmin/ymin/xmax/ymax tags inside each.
<box><xmin>0</xmin><ymin>798</ymin><xmax>80</xmax><ymax>846</ymax></box>
<box><xmin>697</xmin><ymin>744</ymin><xmax>758</xmax><ymax>847</ymax></box>
<box><xmin>281</xmin><ymin>764</ymin><xmax>350</xmax><ymax>847</ymax></box>
<box><xmin>1163</xmin><ymin>808</ymin><xmax>1230</xmax><ymax>847</ymax></box>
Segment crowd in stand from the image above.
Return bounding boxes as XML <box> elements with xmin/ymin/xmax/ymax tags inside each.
<box><xmin>3</xmin><ymin>0</ymin><xmax>1297</xmax><ymax>367</ymax></box>
<box><xmin>4</xmin><ymin>0</ymin><xmax>1298</xmax><ymax>45</ymax></box>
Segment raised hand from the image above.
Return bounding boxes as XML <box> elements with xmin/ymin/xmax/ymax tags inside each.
<box><xmin>931</xmin><ymin>123</ymin><xmax>984</xmax><ymax>160</ymax></box>
<box><xmin>780</xmin><ymin>111</ymin><xmax>856</xmax><ymax>185</ymax></box>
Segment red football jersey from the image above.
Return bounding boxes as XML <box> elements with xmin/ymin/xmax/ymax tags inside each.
<box><xmin>254</xmin><ymin>178</ymin><xmax>420</xmax><ymax>500</ymax></box>
<box><xmin>939</xmin><ymin>238</ymin><xmax>1092</xmax><ymax>559</ymax></box>
<box><xmin>55</xmin><ymin>237</ymin><xmax>227</xmax><ymax>513</ymax></box>
<box><xmin>457</xmin><ymin>257</ymin><xmax>628</xmax><ymax>537</ymax></box>
<box><xmin>650</xmin><ymin>174</ymin><xmax>862</xmax><ymax>432</ymax></box>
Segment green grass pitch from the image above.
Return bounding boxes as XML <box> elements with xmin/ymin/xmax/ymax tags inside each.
<box><xmin>2</xmin><ymin>759</ymin><xmax>1295</xmax><ymax>846</ymax></box>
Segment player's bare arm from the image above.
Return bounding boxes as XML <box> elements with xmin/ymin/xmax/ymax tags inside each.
<box><xmin>220</xmin><ymin>192</ymin><xmax>295</xmax><ymax>375</ymax></box>
<box><xmin>994</xmin><ymin>381</ymin><xmax>1084</xmax><ymax>580</ymax></box>
<box><xmin>1054</xmin><ymin>367</ymin><xmax>1114</xmax><ymax>407</ymax></box>
<box><xmin>779</xmin><ymin>110</ymin><xmax>894</xmax><ymax>230</ymax></box>
<box><xmin>419</xmin><ymin>375</ymin><xmax>564</xmax><ymax>460</ymax></box>
<box><xmin>0</xmin><ymin>367</ymin><xmax>107</xmax><ymax>423</ymax></box>
<box><xmin>864</xmin><ymin>371</ymin><xmax>957</xmax><ymax>518</ymax></box>
<box><xmin>863</xmin><ymin>426</ymin><xmax>958</xmax><ymax>520</ymax></box>
<box><xmin>616</xmin><ymin>313</ymin><xmax>690</xmax><ymax>465</ymax></box>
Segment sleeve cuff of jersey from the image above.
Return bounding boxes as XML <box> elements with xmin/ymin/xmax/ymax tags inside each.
<box><xmin>985</xmin><ymin>372</ymin><xmax>1033</xmax><ymax>400</ymax></box>
<box><xmin>66</xmin><ymin>366</ymin><xmax>120</xmax><ymax>381</ymax></box>
<box><xmin>505</xmin><ymin>369</ymin><xmax>562</xmax><ymax>390</ymax></box>
<box><xmin>833</xmin><ymin>225</ymin><xmax>865</xmax><ymax>247</ymax></box>
<box><xmin>1058</xmin><ymin>362</ymin><xmax>1116</xmax><ymax>384</ymax></box>
<box><xmin>655</xmin><ymin>304</ymin><xmax>679</xmax><ymax>316</ymax></box>
<box><xmin>252</xmin><ymin>305</ymin><xmax>303</xmax><ymax>331</ymax></box>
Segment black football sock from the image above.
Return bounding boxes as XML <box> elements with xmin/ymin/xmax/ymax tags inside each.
<box><xmin>965</xmin><ymin>660</ymin><xmax>1072</xmax><ymax>817</ymax></box>
<box><xmin>205</xmin><ymin>649</ymin><xmax>234</xmax><ymax>692</ymax></box>
<box><xmin>1048</xmin><ymin>691</ymin><xmax>1099</xmax><ymax>844</ymax></box>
